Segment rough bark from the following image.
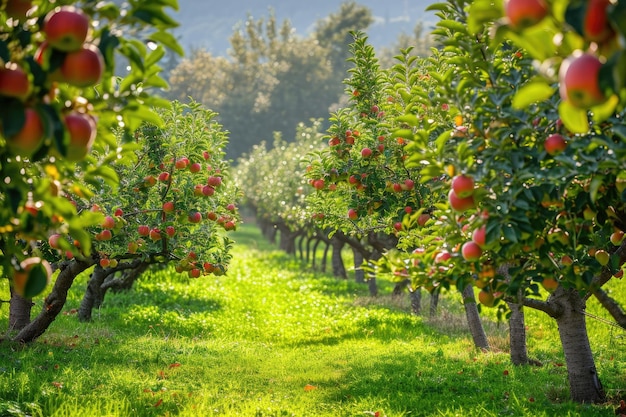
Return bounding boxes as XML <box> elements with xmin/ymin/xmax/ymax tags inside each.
<box><xmin>8</xmin><ymin>287</ymin><xmax>33</xmax><ymax>331</ymax></box>
<box><xmin>278</xmin><ymin>224</ymin><xmax>297</xmax><ymax>255</ymax></box>
<box><xmin>507</xmin><ymin>299</ymin><xmax>529</xmax><ymax>365</ymax></box>
<box><xmin>591</xmin><ymin>287</ymin><xmax>626</xmax><ymax>329</ymax></box>
<box><xmin>78</xmin><ymin>265</ymin><xmax>109</xmax><ymax>322</ymax></box>
<box><xmin>461</xmin><ymin>284</ymin><xmax>490</xmax><ymax>351</ymax></box>
<box><xmin>429</xmin><ymin>291</ymin><xmax>439</xmax><ymax>318</ymax></box>
<box><xmin>352</xmin><ymin>247</ymin><xmax>365</xmax><ymax>283</ymax></box>
<box><xmin>311</xmin><ymin>238</ymin><xmax>322</xmax><ymax>270</ymax></box>
<box><xmin>13</xmin><ymin>258</ymin><xmax>94</xmax><ymax>343</ymax></box>
<box><xmin>409</xmin><ymin>287</ymin><xmax>421</xmax><ymax>315</ymax></box>
<box><xmin>330</xmin><ymin>236</ymin><xmax>347</xmax><ymax>279</ymax></box>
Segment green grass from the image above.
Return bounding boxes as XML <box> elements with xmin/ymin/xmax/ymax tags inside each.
<box><xmin>0</xmin><ymin>223</ymin><xmax>624</xmax><ymax>416</ymax></box>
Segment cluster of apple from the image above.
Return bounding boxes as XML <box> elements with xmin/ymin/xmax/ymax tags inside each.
<box><xmin>1</xmin><ymin>3</ymin><xmax>102</xmax><ymax>160</ymax></box>
<box><xmin>505</xmin><ymin>0</ymin><xmax>615</xmax><ymax>111</ymax></box>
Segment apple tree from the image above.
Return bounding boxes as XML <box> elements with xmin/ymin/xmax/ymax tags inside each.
<box><xmin>389</xmin><ymin>0</ymin><xmax>626</xmax><ymax>403</ymax></box>
<box><xmin>0</xmin><ymin>0</ymin><xmax>184</xmax><ymax>325</ymax></box>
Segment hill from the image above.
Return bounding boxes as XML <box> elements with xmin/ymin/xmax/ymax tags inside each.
<box><xmin>172</xmin><ymin>0</ymin><xmax>437</xmax><ymax>55</ymax></box>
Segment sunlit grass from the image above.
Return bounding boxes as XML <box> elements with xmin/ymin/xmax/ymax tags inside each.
<box><xmin>0</xmin><ymin>223</ymin><xmax>624</xmax><ymax>416</ymax></box>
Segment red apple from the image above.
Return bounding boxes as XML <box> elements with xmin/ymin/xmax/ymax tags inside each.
<box><xmin>102</xmin><ymin>215</ymin><xmax>115</xmax><ymax>229</ymax></box>
<box><xmin>188</xmin><ymin>268</ymin><xmax>201</xmax><ymax>278</ymax></box>
<box><xmin>96</xmin><ymin>229</ymin><xmax>112</xmax><ymax>241</ymax></box>
<box><xmin>448</xmin><ymin>189</ymin><xmax>476</xmax><ymax>212</ymax></box>
<box><xmin>48</xmin><ymin>233</ymin><xmax>62</xmax><ymax>249</ymax></box>
<box><xmin>5</xmin><ymin>0</ymin><xmax>33</xmax><ymax>20</ymax></box>
<box><xmin>0</xmin><ymin>64</ymin><xmax>30</xmax><ymax>100</ymax></box>
<box><xmin>478</xmin><ymin>290</ymin><xmax>496</xmax><ymax>307</ymax></box>
<box><xmin>451</xmin><ymin>174</ymin><xmax>475</xmax><ymax>198</ymax></box>
<box><xmin>504</xmin><ymin>0</ymin><xmax>548</xmax><ymax>29</ymax></box>
<box><xmin>175</xmin><ymin>158</ymin><xmax>188</xmax><ymax>169</ymax></box>
<box><xmin>224</xmin><ymin>220</ymin><xmax>236</xmax><ymax>231</ymax></box>
<box><xmin>202</xmin><ymin>185</ymin><xmax>215</xmax><ymax>196</ymax></box>
<box><xmin>584</xmin><ymin>0</ymin><xmax>614</xmax><ymax>43</ymax></box>
<box><xmin>165</xmin><ymin>226</ymin><xmax>176</xmax><ymax>237</ymax></box>
<box><xmin>313</xmin><ymin>179</ymin><xmax>325</xmax><ymax>190</ymax></box>
<box><xmin>6</xmin><ymin>108</ymin><xmax>45</xmax><ymax>157</ymax></box>
<box><xmin>361</xmin><ymin>147</ymin><xmax>372</xmax><ymax>158</ymax></box>
<box><xmin>610</xmin><ymin>230</ymin><xmax>625</xmax><ymax>246</ymax></box>
<box><xmin>462</xmin><ymin>241</ymin><xmax>482</xmax><ymax>262</ymax></box>
<box><xmin>63</xmin><ymin>112</ymin><xmax>97</xmax><ymax>161</ymax></box>
<box><xmin>137</xmin><ymin>225</ymin><xmax>150</xmax><ymax>236</ymax></box>
<box><xmin>393</xmin><ymin>222</ymin><xmax>402</xmax><ymax>232</ymax></box>
<box><xmin>99</xmin><ymin>258</ymin><xmax>111</xmax><ymax>268</ymax></box>
<box><xmin>403</xmin><ymin>179</ymin><xmax>415</xmax><ymax>191</ymax></box>
<box><xmin>12</xmin><ymin>257</ymin><xmax>52</xmax><ymax>298</ymax></box>
<box><xmin>434</xmin><ymin>250</ymin><xmax>451</xmax><ymax>264</ymax></box>
<box><xmin>194</xmin><ymin>184</ymin><xmax>204</xmax><ymax>196</ymax></box>
<box><xmin>189</xmin><ymin>162</ymin><xmax>201</xmax><ymax>173</ymax></box>
<box><xmin>43</xmin><ymin>6</ymin><xmax>89</xmax><ymax>52</ymax></box>
<box><xmin>392</xmin><ymin>183</ymin><xmax>402</xmax><ymax>193</ymax></box>
<box><xmin>128</xmin><ymin>241</ymin><xmax>139</xmax><ymax>254</ymax></box>
<box><xmin>207</xmin><ymin>176</ymin><xmax>222</xmax><ymax>187</ymax></box>
<box><xmin>158</xmin><ymin>172</ymin><xmax>170</xmax><ymax>182</ymax></box>
<box><xmin>206</xmin><ymin>211</ymin><xmax>217</xmax><ymax>221</ymax></box>
<box><xmin>149</xmin><ymin>228</ymin><xmax>162</xmax><ymax>241</ymax></box>
<box><xmin>60</xmin><ymin>44</ymin><xmax>104</xmax><ymax>87</ymax></box>
<box><xmin>559</xmin><ymin>52</ymin><xmax>606</xmax><ymax>109</ymax></box>
<box><xmin>226</xmin><ymin>204</ymin><xmax>236</xmax><ymax>212</ymax></box>
<box><xmin>417</xmin><ymin>213</ymin><xmax>430</xmax><ymax>226</ymax></box>
<box><xmin>348</xmin><ymin>208</ymin><xmax>358</xmax><ymax>220</ymax></box>
<box><xmin>472</xmin><ymin>225</ymin><xmax>487</xmax><ymax>248</ymax></box>
<box><xmin>188</xmin><ymin>211</ymin><xmax>202</xmax><ymax>223</ymax></box>
<box><xmin>114</xmin><ymin>208</ymin><xmax>124</xmax><ymax>217</ymax></box>
<box><xmin>162</xmin><ymin>201</ymin><xmax>175</xmax><ymax>213</ymax></box>
<box><xmin>544</xmin><ymin>133</ymin><xmax>567</xmax><ymax>156</ymax></box>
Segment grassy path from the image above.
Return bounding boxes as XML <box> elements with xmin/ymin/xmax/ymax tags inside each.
<box><xmin>0</xmin><ymin>224</ymin><xmax>623</xmax><ymax>416</ymax></box>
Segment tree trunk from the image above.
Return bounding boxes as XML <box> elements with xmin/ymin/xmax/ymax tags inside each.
<box><xmin>8</xmin><ymin>287</ymin><xmax>33</xmax><ymax>331</ymax></box>
<box><xmin>13</xmin><ymin>258</ymin><xmax>94</xmax><ymax>343</ymax></box>
<box><xmin>461</xmin><ymin>284</ymin><xmax>489</xmax><ymax>350</ymax></box>
<box><xmin>330</xmin><ymin>237</ymin><xmax>347</xmax><ymax>279</ymax></box>
<box><xmin>592</xmin><ymin>287</ymin><xmax>626</xmax><ymax>329</ymax></box>
<box><xmin>553</xmin><ymin>287</ymin><xmax>605</xmax><ymax>403</ymax></box>
<box><xmin>321</xmin><ymin>241</ymin><xmax>330</xmax><ymax>273</ymax></box>
<box><xmin>429</xmin><ymin>290</ymin><xmax>439</xmax><ymax>318</ymax></box>
<box><xmin>78</xmin><ymin>265</ymin><xmax>109</xmax><ymax>322</ymax></box>
<box><xmin>409</xmin><ymin>287</ymin><xmax>421</xmax><ymax>315</ymax></box>
<box><xmin>507</xmin><ymin>299</ymin><xmax>529</xmax><ymax>365</ymax></box>
<box><xmin>311</xmin><ymin>238</ymin><xmax>321</xmax><ymax>270</ymax></box>
<box><xmin>352</xmin><ymin>247</ymin><xmax>365</xmax><ymax>283</ymax></box>
<box><xmin>278</xmin><ymin>225</ymin><xmax>297</xmax><ymax>255</ymax></box>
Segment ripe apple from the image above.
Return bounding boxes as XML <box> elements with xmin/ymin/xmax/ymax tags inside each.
<box><xmin>149</xmin><ymin>228</ymin><xmax>162</xmax><ymax>241</ymax></box>
<box><xmin>559</xmin><ymin>52</ymin><xmax>606</xmax><ymax>109</ymax></box>
<box><xmin>595</xmin><ymin>249</ymin><xmax>610</xmax><ymax>266</ymax></box>
<box><xmin>472</xmin><ymin>225</ymin><xmax>487</xmax><ymax>248</ymax></box>
<box><xmin>544</xmin><ymin>133</ymin><xmax>567</xmax><ymax>155</ymax></box>
<box><xmin>96</xmin><ymin>229</ymin><xmax>112</xmax><ymax>241</ymax></box>
<box><xmin>0</xmin><ymin>64</ymin><xmax>30</xmax><ymax>100</ymax></box>
<box><xmin>417</xmin><ymin>213</ymin><xmax>430</xmax><ymax>226</ymax></box>
<box><xmin>403</xmin><ymin>179</ymin><xmax>415</xmax><ymax>191</ymax></box>
<box><xmin>143</xmin><ymin>175</ymin><xmax>156</xmax><ymax>187</ymax></box>
<box><xmin>206</xmin><ymin>211</ymin><xmax>217</xmax><ymax>221</ymax></box>
<box><xmin>392</xmin><ymin>183</ymin><xmax>402</xmax><ymax>193</ymax></box>
<box><xmin>478</xmin><ymin>290</ymin><xmax>496</xmax><ymax>307</ymax></box>
<box><xmin>434</xmin><ymin>250</ymin><xmax>451</xmax><ymax>264</ymax></box>
<box><xmin>188</xmin><ymin>268</ymin><xmax>201</xmax><ymax>278</ymax></box>
<box><xmin>60</xmin><ymin>44</ymin><xmax>104</xmax><ymax>87</ymax></box>
<box><xmin>348</xmin><ymin>208</ymin><xmax>358</xmax><ymax>220</ymax></box>
<box><xmin>48</xmin><ymin>233</ymin><xmax>62</xmax><ymax>249</ymax></box>
<box><xmin>189</xmin><ymin>162</ymin><xmax>201</xmax><ymax>173</ymax></box>
<box><xmin>584</xmin><ymin>0</ymin><xmax>614</xmax><ymax>43</ymax></box>
<box><xmin>541</xmin><ymin>277</ymin><xmax>559</xmax><ymax>292</ymax></box>
<box><xmin>175</xmin><ymin>158</ymin><xmax>188</xmax><ymax>169</ymax></box>
<box><xmin>224</xmin><ymin>220</ymin><xmax>236</xmax><ymax>231</ymax></box>
<box><xmin>188</xmin><ymin>211</ymin><xmax>202</xmax><ymax>223</ymax></box>
<box><xmin>451</xmin><ymin>174</ymin><xmax>475</xmax><ymax>198</ymax></box>
<box><xmin>158</xmin><ymin>172</ymin><xmax>170</xmax><ymax>182</ymax></box>
<box><xmin>610</xmin><ymin>230</ymin><xmax>625</xmax><ymax>246</ymax></box>
<box><xmin>207</xmin><ymin>176</ymin><xmax>222</xmax><ymax>187</ymax></box>
<box><xmin>5</xmin><ymin>0</ymin><xmax>33</xmax><ymax>20</ymax></box>
<box><xmin>114</xmin><ymin>208</ymin><xmax>124</xmax><ymax>217</ymax></box>
<box><xmin>128</xmin><ymin>241</ymin><xmax>139</xmax><ymax>254</ymax></box>
<box><xmin>137</xmin><ymin>225</ymin><xmax>150</xmax><ymax>236</ymax></box>
<box><xmin>226</xmin><ymin>203</ymin><xmax>236</xmax><ymax>212</ymax></box>
<box><xmin>102</xmin><ymin>215</ymin><xmax>116</xmax><ymax>229</ymax></box>
<box><xmin>361</xmin><ymin>147</ymin><xmax>372</xmax><ymax>158</ymax></box>
<box><xmin>165</xmin><ymin>226</ymin><xmax>176</xmax><ymax>237</ymax></box>
<box><xmin>328</xmin><ymin>137</ymin><xmax>340</xmax><ymax>146</ymax></box>
<box><xmin>462</xmin><ymin>241</ymin><xmax>482</xmax><ymax>262</ymax></box>
<box><xmin>6</xmin><ymin>107</ymin><xmax>45</xmax><ymax>157</ymax></box>
<box><xmin>63</xmin><ymin>112</ymin><xmax>97</xmax><ymax>161</ymax></box>
<box><xmin>504</xmin><ymin>0</ymin><xmax>548</xmax><ymax>29</ymax></box>
<box><xmin>393</xmin><ymin>222</ymin><xmax>402</xmax><ymax>232</ymax></box>
<box><xmin>12</xmin><ymin>257</ymin><xmax>52</xmax><ymax>298</ymax></box>
<box><xmin>43</xmin><ymin>6</ymin><xmax>89</xmax><ymax>52</ymax></box>
<box><xmin>448</xmin><ymin>189</ymin><xmax>476</xmax><ymax>212</ymax></box>
<box><xmin>99</xmin><ymin>258</ymin><xmax>111</xmax><ymax>268</ymax></box>
<box><xmin>194</xmin><ymin>184</ymin><xmax>204</xmax><ymax>196</ymax></box>
<box><xmin>162</xmin><ymin>201</ymin><xmax>175</xmax><ymax>213</ymax></box>
<box><xmin>313</xmin><ymin>179</ymin><xmax>325</xmax><ymax>190</ymax></box>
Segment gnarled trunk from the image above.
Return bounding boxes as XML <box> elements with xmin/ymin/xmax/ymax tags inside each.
<box><xmin>461</xmin><ymin>284</ymin><xmax>489</xmax><ymax>351</ymax></box>
<box><xmin>429</xmin><ymin>291</ymin><xmax>439</xmax><ymax>318</ymax></box>
<box><xmin>9</xmin><ymin>288</ymin><xmax>33</xmax><ymax>331</ymax></box>
<box><xmin>592</xmin><ymin>287</ymin><xmax>626</xmax><ymax>329</ymax></box>
<box><xmin>330</xmin><ymin>237</ymin><xmax>347</xmax><ymax>279</ymax></box>
<box><xmin>352</xmin><ymin>247</ymin><xmax>365</xmax><ymax>283</ymax></box>
<box><xmin>409</xmin><ymin>287</ymin><xmax>421</xmax><ymax>315</ymax></box>
<box><xmin>78</xmin><ymin>265</ymin><xmax>109</xmax><ymax>322</ymax></box>
<box><xmin>507</xmin><ymin>299</ymin><xmax>528</xmax><ymax>365</ymax></box>
<box><xmin>13</xmin><ymin>258</ymin><xmax>94</xmax><ymax>343</ymax></box>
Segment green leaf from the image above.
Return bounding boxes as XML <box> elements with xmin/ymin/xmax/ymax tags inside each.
<box><xmin>558</xmin><ymin>100</ymin><xmax>589</xmax><ymax>134</ymax></box>
<box><xmin>589</xmin><ymin>175</ymin><xmax>605</xmax><ymax>203</ymax></box>
<box><xmin>591</xmin><ymin>94</ymin><xmax>619</xmax><ymax>124</ymax></box>
<box><xmin>149</xmin><ymin>30</ymin><xmax>184</xmax><ymax>56</ymax></box>
<box><xmin>512</xmin><ymin>81</ymin><xmax>555</xmax><ymax>109</ymax></box>
<box><xmin>22</xmin><ymin>263</ymin><xmax>50</xmax><ymax>299</ymax></box>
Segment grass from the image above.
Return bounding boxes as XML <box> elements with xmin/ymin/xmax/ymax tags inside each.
<box><xmin>0</xmin><ymin>223</ymin><xmax>624</xmax><ymax>416</ymax></box>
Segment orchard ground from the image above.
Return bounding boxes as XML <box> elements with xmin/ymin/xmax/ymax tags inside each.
<box><xmin>0</xmin><ymin>223</ymin><xmax>624</xmax><ymax>417</ymax></box>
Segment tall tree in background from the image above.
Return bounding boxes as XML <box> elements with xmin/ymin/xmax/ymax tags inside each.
<box><xmin>167</xmin><ymin>2</ymin><xmax>372</xmax><ymax>159</ymax></box>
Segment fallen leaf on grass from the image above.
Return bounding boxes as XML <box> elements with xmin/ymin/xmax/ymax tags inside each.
<box><xmin>153</xmin><ymin>399</ymin><xmax>163</xmax><ymax>407</ymax></box>
<box><xmin>168</xmin><ymin>362</ymin><xmax>181</xmax><ymax>369</ymax></box>
<box><xmin>51</xmin><ymin>381</ymin><xmax>63</xmax><ymax>389</ymax></box>
<box><xmin>303</xmin><ymin>384</ymin><xmax>317</xmax><ymax>391</ymax></box>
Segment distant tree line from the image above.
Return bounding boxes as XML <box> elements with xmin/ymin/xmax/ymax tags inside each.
<box><xmin>166</xmin><ymin>1</ymin><xmax>432</xmax><ymax>159</ymax></box>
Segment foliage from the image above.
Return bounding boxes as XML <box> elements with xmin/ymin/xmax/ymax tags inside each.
<box><xmin>0</xmin><ymin>0</ymin><xmax>182</xmax><ymax>298</ymax></box>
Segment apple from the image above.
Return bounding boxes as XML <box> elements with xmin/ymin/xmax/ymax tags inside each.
<box><xmin>403</xmin><ymin>179</ymin><xmax>415</xmax><ymax>191</ymax></box>
<box><xmin>541</xmin><ymin>278</ymin><xmax>559</xmax><ymax>292</ymax></box>
<box><xmin>478</xmin><ymin>290</ymin><xmax>496</xmax><ymax>307</ymax></box>
<box><xmin>348</xmin><ymin>208</ymin><xmax>358</xmax><ymax>220</ymax></box>
<box><xmin>12</xmin><ymin>257</ymin><xmax>52</xmax><ymax>298</ymax></box>
<box><xmin>188</xmin><ymin>211</ymin><xmax>202</xmax><ymax>223</ymax></box>
<box><xmin>610</xmin><ymin>230</ymin><xmax>625</xmax><ymax>246</ymax></box>
<box><xmin>143</xmin><ymin>175</ymin><xmax>156</xmax><ymax>187</ymax></box>
<box><xmin>203</xmin><ymin>262</ymin><xmax>215</xmax><ymax>273</ymax></box>
<box><xmin>595</xmin><ymin>249</ymin><xmax>610</xmax><ymax>266</ymax></box>
<box><xmin>417</xmin><ymin>213</ymin><xmax>430</xmax><ymax>226</ymax></box>
<box><xmin>43</xmin><ymin>6</ymin><xmax>89</xmax><ymax>52</ymax></box>
<box><xmin>224</xmin><ymin>221</ymin><xmax>236</xmax><ymax>231</ymax></box>
<box><xmin>128</xmin><ymin>241</ymin><xmax>139</xmax><ymax>254</ymax></box>
<box><xmin>102</xmin><ymin>215</ymin><xmax>116</xmax><ymax>229</ymax></box>
<box><xmin>393</xmin><ymin>222</ymin><xmax>402</xmax><ymax>232</ymax></box>
<box><xmin>207</xmin><ymin>176</ymin><xmax>222</xmax><ymax>187</ymax></box>
<box><xmin>504</xmin><ymin>0</ymin><xmax>548</xmax><ymax>29</ymax></box>
<box><xmin>163</xmin><ymin>201</ymin><xmax>175</xmax><ymax>213</ymax></box>
<box><xmin>99</xmin><ymin>258</ymin><xmax>111</xmax><ymax>268</ymax></box>
<box><xmin>114</xmin><ymin>208</ymin><xmax>124</xmax><ymax>217</ymax></box>
<box><xmin>189</xmin><ymin>268</ymin><xmax>201</xmax><ymax>278</ymax></box>
<box><xmin>361</xmin><ymin>147</ymin><xmax>372</xmax><ymax>158</ymax></box>
<box><xmin>462</xmin><ymin>241</ymin><xmax>482</xmax><ymax>262</ymax></box>
<box><xmin>0</xmin><ymin>64</ymin><xmax>30</xmax><ymax>100</ymax></box>
<box><xmin>63</xmin><ymin>112</ymin><xmax>97</xmax><ymax>161</ymax></box>
<box><xmin>448</xmin><ymin>189</ymin><xmax>476</xmax><ymax>212</ymax></box>
<box><xmin>48</xmin><ymin>234</ymin><xmax>62</xmax><ymax>249</ymax></box>
<box><xmin>559</xmin><ymin>52</ymin><xmax>606</xmax><ymax>109</ymax></box>
<box><xmin>328</xmin><ymin>137</ymin><xmax>340</xmax><ymax>147</ymax></box>
<box><xmin>96</xmin><ymin>229</ymin><xmax>112</xmax><ymax>241</ymax></box>
<box><xmin>544</xmin><ymin>133</ymin><xmax>567</xmax><ymax>156</ymax></box>
<box><xmin>584</xmin><ymin>0</ymin><xmax>614</xmax><ymax>43</ymax></box>
<box><xmin>313</xmin><ymin>179</ymin><xmax>325</xmax><ymax>190</ymax></box>
<box><xmin>189</xmin><ymin>162</ymin><xmax>201</xmax><ymax>173</ymax></box>
<box><xmin>158</xmin><ymin>172</ymin><xmax>170</xmax><ymax>182</ymax></box>
<box><xmin>226</xmin><ymin>203</ymin><xmax>236</xmax><ymax>212</ymax></box>
<box><xmin>175</xmin><ymin>158</ymin><xmax>188</xmax><ymax>169</ymax></box>
<box><xmin>392</xmin><ymin>183</ymin><xmax>402</xmax><ymax>193</ymax></box>
<box><xmin>137</xmin><ymin>225</ymin><xmax>150</xmax><ymax>236</ymax></box>
<box><xmin>206</xmin><ymin>211</ymin><xmax>217</xmax><ymax>221</ymax></box>
<box><xmin>451</xmin><ymin>174</ymin><xmax>474</xmax><ymax>198</ymax></box>
<box><xmin>149</xmin><ymin>228</ymin><xmax>162</xmax><ymax>241</ymax></box>
<box><xmin>434</xmin><ymin>250</ymin><xmax>451</xmax><ymax>264</ymax></box>
<box><xmin>472</xmin><ymin>225</ymin><xmax>487</xmax><ymax>248</ymax></box>
<box><xmin>5</xmin><ymin>0</ymin><xmax>33</xmax><ymax>20</ymax></box>
<box><xmin>6</xmin><ymin>107</ymin><xmax>45</xmax><ymax>157</ymax></box>
<box><xmin>404</xmin><ymin>206</ymin><xmax>412</xmax><ymax>214</ymax></box>
<box><xmin>165</xmin><ymin>226</ymin><xmax>176</xmax><ymax>237</ymax></box>
<box><xmin>193</xmin><ymin>184</ymin><xmax>204</xmax><ymax>196</ymax></box>
<box><xmin>60</xmin><ymin>44</ymin><xmax>104</xmax><ymax>87</ymax></box>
